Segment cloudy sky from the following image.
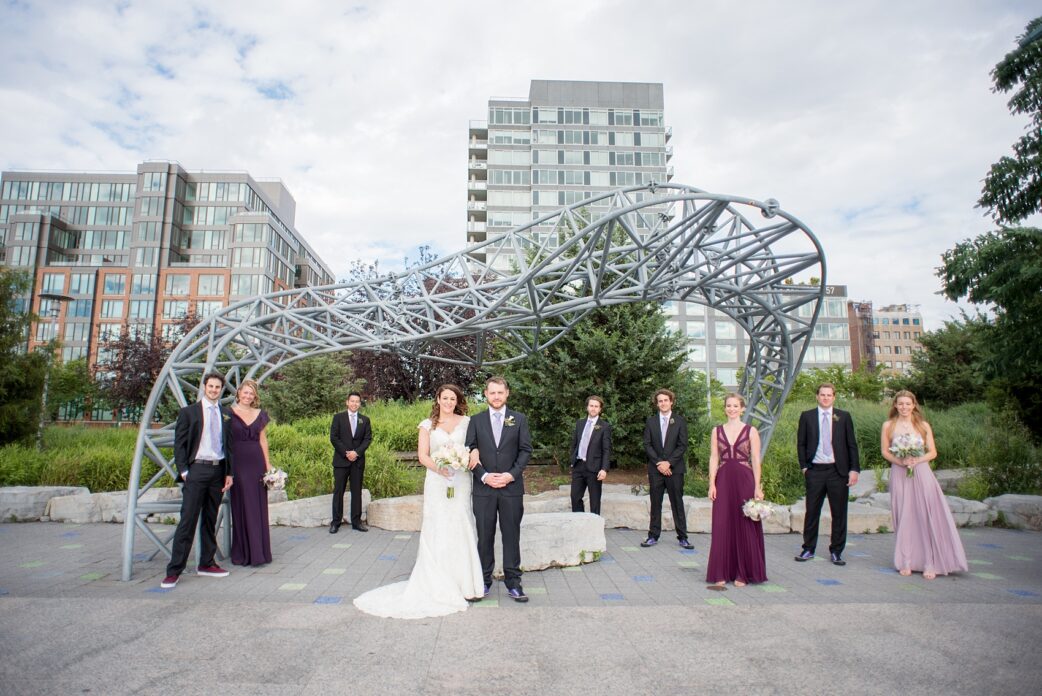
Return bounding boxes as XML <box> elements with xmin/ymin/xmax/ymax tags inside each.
<box><xmin>1</xmin><ymin>1</ymin><xmax>1037</xmax><ymax>327</ymax></box>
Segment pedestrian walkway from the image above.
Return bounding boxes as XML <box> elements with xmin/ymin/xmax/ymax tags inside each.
<box><xmin>1</xmin><ymin>522</ymin><xmax>1040</xmax><ymax>694</ymax></box>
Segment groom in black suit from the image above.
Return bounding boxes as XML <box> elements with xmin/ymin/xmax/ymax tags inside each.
<box><xmin>330</xmin><ymin>392</ymin><xmax>372</xmax><ymax>533</ymax></box>
<box><xmin>568</xmin><ymin>395</ymin><xmax>612</xmax><ymax>515</ymax></box>
<box><xmin>161</xmin><ymin>372</ymin><xmax>234</xmax><ymax>589</ymax></box>
<box><xmin>795</xmin><ymin>382</ymin><xmax>860</xmax><ymax>565</ymax></box>
<box><xmin>466</xmin><ymin>376</ymin><xmax>532</xmax><ymax>602</ymax></box>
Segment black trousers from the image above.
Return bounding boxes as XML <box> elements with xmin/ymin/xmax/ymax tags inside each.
<box><xmin>332</xmin><ymin>464</ymin><xmax>364</xmax><ymax>526</ymax></box>
<box><xmin>473</xmin><ymin>492</ymin><xmax>523</xmax><ymax>589</ymax></box>
<box><xmin>167</xmin><ymin>461</ymin><xmax>224</xmax><ymax>576</ymax></box>
<box><xmin>648</xmin><ymin>467</ymin><xmax>687</xmax><ymax>540</ymax></box>
<box><xmin>802</xmin><ymin>464</ymin><xmax>849</xmax><ymax>554</ymax></box>
<box><xmin>570</xmin><ymin>464</ymin><xmax>603</xmax><ymax>514</ymax></box>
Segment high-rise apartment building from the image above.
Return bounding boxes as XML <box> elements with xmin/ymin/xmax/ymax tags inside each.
<box><xmin>664</xmin><ymin>285</ymin><xmax>853</xmax><ymax>388</ymax></box>
<box><xmin>467</xmin><ymin>79</ymin><xmax>673</xmax><ymax>267</ymax></box>
<box><xmin>871</xmin><ymin>304</ymin><xmax>924</xmax><ymax>373</ymax></box>
<box><xmin>0</xmin><ymin>161</ymin><xmax>334</xmax><ymax>370</ymax></box>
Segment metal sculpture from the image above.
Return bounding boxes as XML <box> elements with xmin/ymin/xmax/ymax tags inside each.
<box><xmin>121</xmin><ymin>183</ymin><xmax>826</xmax><ymax>579</ymax></box>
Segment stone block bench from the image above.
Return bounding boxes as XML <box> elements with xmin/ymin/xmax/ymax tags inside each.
<box><xmin>1</xmin><ymin>486</ymin><xmax>89</xmax><ymax>522</ymax></box>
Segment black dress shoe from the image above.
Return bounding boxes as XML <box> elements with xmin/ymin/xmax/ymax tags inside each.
<box><xmin>830</xmin><ymin>552</ymin><xmax>846</xmax><ymax>566</ymax></box>
<box><xmin>507</xmin><ymin>587</ymin><xmax>528</xmax><ymax>603</ymax></box>
<box><xmin>329</xmin><ymin>523</ymin><xmax>340</xmax><ymax>534</ymax></box>
<box><xmin>352</xmin><ymin>522</ymin><xmax>369</xmax><ymax>532</ymax></box>
<box><xmin>794</xmin><ymin>549</ymin><xmax>814</xmax><ymax>562</ymax></box>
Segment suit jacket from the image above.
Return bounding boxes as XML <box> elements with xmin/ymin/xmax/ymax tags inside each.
<box><xmin>568</xmin><ymin>417</ymin><xmax>612</xmax><ymax>473</ymax></box>
<box><xmin>465</xmin><ymin>408</ymin><xmax>532</xmax><ymax>497</ymax></box>
<box><xmin>330</xmin><ymin>410</ymin><xmax>372</xmax><ymax>468</ymax></box>
<box><xmin>173</xmin><ymin>401</ymin><xmax>235</xmax><ymax>481</ymax></box>
<box><xmin>796</xmin><ymin>407</ymin><xmax>860</xmax><ymax>476</ymax></box>
<box><xmin>643</xmin><ymin>412</ymin><xmax>688</xmax><ymax>476</ymax></box>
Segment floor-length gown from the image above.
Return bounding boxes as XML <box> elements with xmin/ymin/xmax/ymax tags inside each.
<box><xmin>353</xmin><ymin>417</ymin><xmax>483</xmax><ymax>619</ymax></box>
<box><xmin>890</xmin><ymin>433</ymin><xmax>967</xmax><ymax>575</ymax></box>
<box><xmin>230</xmin><ymin>410</ymin><xmax>273</xmax><ymax>566</ymax></box>
<box><xmin>706</xmin><ymin>424</ymin><xmax>767</xmax><ymax>584</ymax></box>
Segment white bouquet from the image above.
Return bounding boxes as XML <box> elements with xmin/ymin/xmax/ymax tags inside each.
<box><xmin>742</xmin><ymin>499</ymin><xmax>774</xmax><ymax>522</ymax></box>
<box><xmin>262</xmin><ymin>467</ymin><xmax>288</xmax><ymax>491</ymax></box>
<box><xmin>433</xmin><ymin>442</ymin><xmax>470</xmax><ymax>498</ymax></box>
<box><xmin>889</xmin><ymin>433</ymin><xmax>925</xmax><ymax>478</ymax></box>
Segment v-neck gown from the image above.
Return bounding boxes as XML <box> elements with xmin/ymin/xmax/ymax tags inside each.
<box><xmin>230</xmin><ymin>409</ymin><xmax>272</xmax><ymax>566</ymax></box>
<box><xmin>353</xmin><ymin>417</ymin><xmax>483</xmax><ymax>619</ymax></box>
<box><xmin>706</xmin><ymin>424</ymin><xmax>767</xmax><ymax>584</ymax></box>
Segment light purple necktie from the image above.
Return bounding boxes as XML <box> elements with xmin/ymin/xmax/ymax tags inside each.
<box><xmin>209</xmin><ymin>404</ymin><xmax>222</xmax><ymax>456</ymax></box>
<box><xmin>578</xmin><ymin>419</ymin><xmax>593</xmax><ymax>460</ymax></box>
<box><xmin>821</xmin><ymin>411</ymin><xmax>833</xmax><ymax>460</ymax></box>
<box><xmin>492</xmin><ymin>412</ymin><xmax>503</xmax><ymax>447</ymax></box>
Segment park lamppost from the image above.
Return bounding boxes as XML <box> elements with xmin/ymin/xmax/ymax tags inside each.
<box><xmin>36</xmin><ymin>292</ymin><xmax>72</xmax><ymax>450</ymax></box>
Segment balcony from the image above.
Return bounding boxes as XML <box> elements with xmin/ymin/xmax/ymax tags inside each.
<box><xmin>468</xmin><ymin>159</ymin><xmax>488</xmax><ymax>171</ymax></box>
<box><xmin>468</xmin><ymin>139</ymin><xmax>488</xmax><ymax>157</ymax></box>
<box><xmin>665</xmin><ymin>145</ymin><xmax>674</xmax><ymax>160</ymax></box>
<box><xmin>665</xmin><ymin>125</ymin><xmax>672</xmax><ymax>141</ymax></box>
<box><xmin>469</xmin><ymin>120</ymin><xmax>488</xmax><ymax>137</ymax></box>
<box><xmin>467</xmin><ymin>180</ymin><xmax>487</xmax><ymax>192</ymax></box>
<box><xmin>467</xmin><ymin>201</ymin><xmax>487</xmax><ymax>212</ymax></box>
<box><xmin>666</xmin><ymin>166</ymin><xmax>674</xmax><ymax>181</ymax></box>
<box><xmin>467</xmin><ymin>221</ymin><xmax>486</xmax><ymax>234</ymax></box>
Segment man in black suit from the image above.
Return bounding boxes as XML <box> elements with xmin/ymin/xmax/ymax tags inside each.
<box><xmin>161</xmin><ymin>372</ymin><xmax>234</xmax><ymax>589</ymax></box>
<box><xmin>568</xmin><ymin>395</ymin><xmax>612</xmax><ymax>515</ymax></box>
<box><xmin>795</xmin><ymin>382</ymin><xmax>860</xmax><ymax>565</ymax></box>
<box><xmin>641</xmin><ymin>388</ymin><xmax>693</xmax><ymax>549</ymax></box>
<box><xmin>466</xmin><ymin>376</ymin><xmax>532</xmax><ymax>602</ymax></box>
<box><xmin>329</xmin><ymin>392</ymin><xmax>372</xmax><ymax>533</ymax></box>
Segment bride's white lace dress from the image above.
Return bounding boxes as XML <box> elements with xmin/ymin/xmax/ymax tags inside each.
<box><xmin>353</xmin><ymin>417</ymin><xmax>483</xmax><ymax>618</ymax></box>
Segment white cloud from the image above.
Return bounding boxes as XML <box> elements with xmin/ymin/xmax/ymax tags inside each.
<box><xmin>1</xmin><ymin>0</ymin><xmax>1037</xmax><ymax>328</ymax></box>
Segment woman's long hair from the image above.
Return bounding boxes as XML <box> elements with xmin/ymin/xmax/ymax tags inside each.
<box><xmin>886</xmin><ymin>389</ymin><xmax>927</xmax><ymax>438</ymax></box>
<box><xmin>429</xmin><ymin>384</ymin><xmax>468</xmax><ymax>428</ymax></box>
<box><xmin>236</xmin><ymin>378</ymin><xmax>261</xmax><ymax>408</ymax></box>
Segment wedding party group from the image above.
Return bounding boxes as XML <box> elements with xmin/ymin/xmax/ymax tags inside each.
<box><xmin>158</xmin><ymin>374</ymin><xmax>968</xmax><ymax>620</ymax></box>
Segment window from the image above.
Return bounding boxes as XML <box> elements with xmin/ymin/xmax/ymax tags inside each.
<box><xmin>100</xmin><ymin>300</ymin><xmax>124</xmax><ymax>318</ymax></box>
<box><xmin>67</xmin><ymin>299</ymin><xmax>92</xmax><ymax>318</ymax></box>
<box><xmin>42</xmin><ymin>273</ymin><xmax>65</xmax><ymax>294</ymax></box>
<box><xmin>233</xmin><ymin>247</ymin><xmax>266</xmax><ymax>268</ymax></box>
<box><xmin>716</xmin><ymin>368</ymin><xmax>738</xmax><ymax>385</ymax></box>
<box><xmin>134</xmin><ymin>247</ymin><xmax>159</xmax><ymax>266</ymax></box>
<box><xmin>489</xmin><ymin>170</ymin><xmax>530</xmax><ymax>186</ymax></box>
<box><xmin>716</xmin><ymin>344</ymin><xmax>738</xmax><ymax>362</ymax></box>
<box><xmin>488</xmin><ymin>149</ymin><xmax>531</xmax><ymax>166</ymax></box>
<box><xmin>685</xmin><ymin>321</ymin><xmax>705</xmax><ymax>339</ymax></box>
<box><xmin>197</xmin><ymin>275</ymin><xmax>225</xmax><ymax>296</ymax></box>
<box><xmin>611</xmin><ymin>132</ymin><xmax>634</xmax><ymax>146</ymax></box>
<box><xmin>68</xmin><ymin>273</ymin><xmax>94</xmax><ymax>295</ymax></box>
<box><xmin>131</xmin><ymin>274</ymin><xmax>156</xmax><ymax>295</ymax></box>
<box><xmin>903</xmin><ymin>331</ymin><xmax>911</xmax><ymax>340</ymax></box>
<box><xmin>715</xmin><ymin>321</ymin><xmax>737</xmax><ymax>339</ymax></box>
<box><xmin>488</xmin><ymin>191</ymin><xmax>531</xmax><ymax>207</ymax></box>
<box><xmin>103</xmin><ymin>274</ymin><xmax>126</xmax><ymax>295</ymax></box>
<box><xmin>141</xmin><ymin>171</ymin><xmax>167</xmax><ymax>192</ymax></box>
<box><xmin>687</xmin><ymin>344</ymin><xmax>706</xmax><ymax>362</ymax></box>
<box><xmin>163</xmin><ymin>274</ymin><xmax>188</xmax><ymax>296</ymax></box>
<box><xmin>98</xmin><ymin>323</ymin><xmax>122</xmax><ymax>341</ymax></box>
<box><xmin>894</xmin><ymin>346</ymin><xmax>902</xmax><ymax>355</ymax></box>
<box><xmin>128</xmin><ymin>300</ymin><xmax>154</xmax><ymax>319</ymax></box>
<box><xmin>488</xmin><ymin>107</ymin><xmax>530</xmax><ymax>125</ymax></box>
<box><xmin>231</xmin><ymin>275</ymin><xmax>261</xmax><ymax>295</ymax></box>
<box><xmin>902</xmin><ymin>318</ymin><xmax>910</xmax><ymax>325</ymax></box>
<box><xmin>195</xmin><ymin>300</ymin><xmax>223</xmax><ymax>317</ymax></box>
<box><xmin>162</xmin><ymin>300</ymin><xmax>188</xmax><ymax>319</ymax></box>
<box><xmin>137</xmin><ymin>221</ymin><xmax>161</xmax><ymax>241</ymax></box>
<box><xmin>64</xmin><ymin>323</ymin><xmax>91</xmax><ymax>342</ymax></box>
<box><xmin>139</xmin><ymin>196</ymin><xmax>164</xmax><ymax>217</ymax></box>
<box><xmin>63</xmin><ymin>346</ymin><xmax>87</xmax><ymax>361</ymax></box>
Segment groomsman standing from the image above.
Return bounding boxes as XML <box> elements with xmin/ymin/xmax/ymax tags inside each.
<box><xmin>795</xmin><ymin>383</ymin><xmax>860</xmax><ymax>565</ymax></box>
<box><xmin>330</xmin><ymin>392</ymin><xmax>372</xmax><ymax>533</ymax></box>
<box><xmin>568</xmin><ymin>396</ymin><xmax>612</xmax><ymax>514</ymax></box>
<box><xmin>641</xmin><ymin>389</ymin><xmax>693</xmax><ymax>549</ymax></box>
<box><xmin>161</xmin><ymin>372</ymin><xmax>234</xmax><ymax>589</ymax></box>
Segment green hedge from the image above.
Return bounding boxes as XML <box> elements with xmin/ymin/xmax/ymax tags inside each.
<box><xmin>2</xmin><ymin>399</ymin><xmax>1036</xmax><ymax>503</ymax></box>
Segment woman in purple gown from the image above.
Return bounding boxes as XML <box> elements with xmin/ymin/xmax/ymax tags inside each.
<box><xmin>882</xmin><ymin>390</ymin><xmax>967</xmax><ymax>580</ymax></box>
<box><xmin>706</xmin><ymin>393</ymin><xmax>767</xmax><ymax>587</ymax></box>
<box><xmin>230</xmin><ymin>379</ymin><xmax>273</xmax><ymax>566</ymax></box>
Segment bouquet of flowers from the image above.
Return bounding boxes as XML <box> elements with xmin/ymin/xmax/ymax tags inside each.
<box><xmin>262</xmin><ymin>467</ymin><xmax>288</xmax><ymax>491</ymax></box>
<box><xmin>742</xmin><ymin>499</ymin><xmax>774</xmax><ymax>522</ymax></box>
<box><xmin>433</xmin><ymin>442</ymin><xmax>470</xmax><ymax>498</ymax></box>
<box><xmin>889</xmin><ymin>433</ymin><xmax>925</xmax><ymax>478</ymax></box>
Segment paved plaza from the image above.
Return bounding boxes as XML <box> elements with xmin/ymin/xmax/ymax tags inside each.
<box><xmin>1</xmin><ymin>521</ymin><xmax>1040</xmax><ymax>694</ymax></box>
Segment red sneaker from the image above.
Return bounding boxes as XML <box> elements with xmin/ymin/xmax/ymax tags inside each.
<box><xmin>160</xmin><ymin>575</ymin><xmax>179</xmax><ymax>588</ymax></box>
<box><xmin>196</xmin><ymin>564</ymin><xmax>229</xmax><ymax>577</ymax></box>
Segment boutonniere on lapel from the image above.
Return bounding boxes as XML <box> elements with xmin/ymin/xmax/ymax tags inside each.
<box><xmin>832</xmin><ymin>413</ymin><xmax>840</xmax><ymax>423</ymax></box>
<box><xmin>222</xmin><ymin>414</ymin><xmax>231</xmax><ymax>422</ymax></box>
<box><xmin>593</xmin><ymin>424</ymin><xmax>602</xmax><ymax>431</ymax></box>
<box><xmin>504</xmin><ymin>415</ymin><xmax>517</xmax><ymax>427</ymax></box>
<box><xmin>669</xmin><ymin>418</ymin><xmax>675</xmax><ymax>425</ymax></box>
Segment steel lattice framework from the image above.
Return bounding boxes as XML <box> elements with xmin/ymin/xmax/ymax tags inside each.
<box><xmin>121</xmin><ymin>182</ymin><xmax>825</xmax><ymax>580</ymax></box>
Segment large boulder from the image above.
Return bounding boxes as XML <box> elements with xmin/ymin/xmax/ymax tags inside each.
<box><xmin>1</xmin><ymin>486</ymin><xmax>90</xmax><ymax>521</ymax></box>
<box><xmin>366</xmin><ymin>494</ymin><xmax>422</xmax><ymax>531</ymax></box>
<box><xmin>789</xmin><ymin>499</ymin><xmax>894</xmax><ymax>534</ymax></box>
<box><xmin>268</xmin><ymin>491</ymin><xmax>371</xmax><ymax>527</ymax></box>
<box><xmin>494</xmin><ymin>512</ymin><xmax>605</xmax><ymax>577</ymax></box>
<box><xmin>935</xmin><ymin>468</ymin><xmax>979</xmax><ymax>494</ymax></box>
<box><xmin>984</xmin><ymin>494</ymin><xmax>1042</xmax><ymax>531</ymax></box>
<box><xmin>523</xmin><ymin>491</ymin><xmax>572</xmax><ymax>514</ymax></box>
<box><xmin>849</xmin><ymin>469</ymin><xmax>878</xmax><ymax>499</ymax></box>
<box><xmin>945</xmin><ymin>496</ymin><xmax>997</xmax><ymax>527</ymax></box>
<box><xmin>599</xmin><ymin>493</ymin><xmax>650</xmax><ymax>530</ymax></box>
<box><xmin>47</xmin><ymin>488</ymin><xmax>181</xmax><ymax>524</ymax></box>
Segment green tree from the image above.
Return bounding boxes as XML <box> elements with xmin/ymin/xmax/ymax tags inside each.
<box><xmin>938</xmin><ymin>230</ymin><xmax>1042</xmax><ymax>436</ymax></box>
<box><xmin>886</xmin><ymin>316</ymin><xmax>988</xmax><ymax>408</ymax></box>
<box><xmin>264</xmin><ymin>354</ymin><xmax>363</xmax><ymax>423</ymax></box>
<box><xmin>500</xmin><ymin>301</ymin><xmax>709</xmax><ymax>469</ymax></box>
<box><xmin>0</xmin><ymin>268</ymin><xmax>46</xmax><ymax>444</ymax></box>
<box><xmin>47</xmin><ymin>357</ymin><xmax>99</xmax><ymax>420</ymax></box>
<box><xmin>978</xmin><ymin>16</ymin><xmax>1042</xmax><ymax>224</ymax></box>
<box><xmin>787</xmin><ymin>364</ymin><xmax>886</xmax><ymax>403</ymax></box>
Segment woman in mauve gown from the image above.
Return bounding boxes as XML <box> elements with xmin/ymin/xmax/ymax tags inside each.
<box><xmin>706</xmin><ymin>392</ymin><xmax>767</xmax><ymax>587</ymax></box>
<box><xmin>229</xmin><ymin>379</ymin><xmax>273</xmax><ymax>566</ymax></box>
<box><xmin>882</xmin><ymin>390</ymin><xmax>967</xmax><ymax>580</ymax></box>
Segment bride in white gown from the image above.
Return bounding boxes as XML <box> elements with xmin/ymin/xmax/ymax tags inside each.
<box><xmin>353</xmin><ymin>384</ymin><xmax>484</xmax><ymax>618</ymax></box>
